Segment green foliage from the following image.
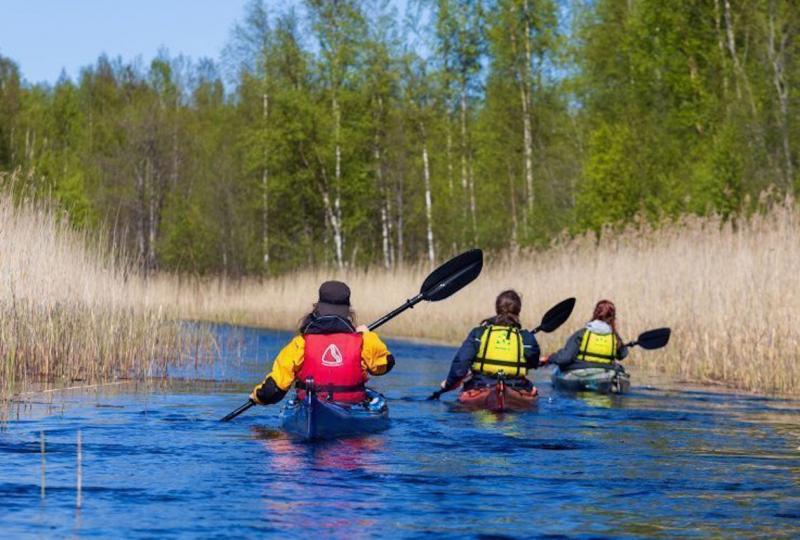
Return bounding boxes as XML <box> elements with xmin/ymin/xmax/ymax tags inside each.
<box><xmin>0</xmin><ymin>0</ymin><xmax>797</xmax><ymax>274</ymax></box>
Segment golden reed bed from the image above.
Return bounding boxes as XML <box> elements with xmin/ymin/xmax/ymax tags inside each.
<box><xmin>3</xmin><ymin>167</ymin><xmax>797</xmax><ymax>397</ymax></box>
<box><xmin>164</xmin><ymin>197</ymin><xmax>800</xmax><ymax>395</ymax></box>
<box><xmin>0</xmin><ymin>190</ymin><xmax>204</xmax><ymax>401</ymax></box>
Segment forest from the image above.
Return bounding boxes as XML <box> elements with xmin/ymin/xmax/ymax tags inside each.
<box><xmin>0</xmin><ymin>0</ymin><xmax>797</xmax><ymax>276</ymax></box>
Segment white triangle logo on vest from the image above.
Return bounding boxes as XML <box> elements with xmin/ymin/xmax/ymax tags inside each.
<box><xmin>321</xmin><ymin>344</ymin><xmax>344</xmax><ymax>367</ymax></box>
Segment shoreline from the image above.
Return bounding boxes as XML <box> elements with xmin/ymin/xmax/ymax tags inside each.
<box><xmin>5</xmin><ymin>323</ymin><xmax>792</xmax><ymax>405</ymax></box>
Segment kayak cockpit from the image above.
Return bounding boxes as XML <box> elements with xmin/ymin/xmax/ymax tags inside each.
<box><xmin>279</xmin><ymin>387</ymin><xmax>389</xmax><ymax>441</ymax></box>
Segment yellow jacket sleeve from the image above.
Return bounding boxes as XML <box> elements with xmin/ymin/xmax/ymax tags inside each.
<box><xmin>265</xmin><ymin>335</ymin><xmax>306</xmax><ymax>391</ymax></box>
<box><xmin>361</xmin><ymin>331</ymin><xmax>392</xmax><ymax>376</ymax></box>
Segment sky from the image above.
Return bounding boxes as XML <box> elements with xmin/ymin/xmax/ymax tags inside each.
<box><xmin>0</xmin><ymin>0</ymin><xmax>250</xmax><ymax>85</ymax></box>
<box><xmin>0</xmin><ymin>1</ymin><xmax>417</xmax><ymax>86</ymax></box>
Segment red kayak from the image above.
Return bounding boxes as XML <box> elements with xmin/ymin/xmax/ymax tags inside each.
<box><xmin>457</xmin><ymin>380</ymin><xmax>538</xmax><ymax>412</ymax></box>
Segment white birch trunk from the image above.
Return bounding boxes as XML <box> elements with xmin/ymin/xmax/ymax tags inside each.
<box><xmin>422</xmin><ymin>137</ymin><xmax>435</xmax><ymax>267</ymax></box>
<box><xmin>395</xmin><ymin>171</ymin><xmax>404</xmax><ymax>266</ymax></box>
<box><xmin>332</xmin><ymin>95</ymin><xmax>344</xmax><ymax>268</ymax></box>
<box><xmin>135</xmin><ymin>164</ymin><xmax>146</xmax><ymax>269</ymax></box>
<box><xmin>380</xmin><ymin>204</ymin><xmax>391</xmax><ymax>269</ymax></box>
<box><xmin>376</xmin><ymin>140</ymin><xmax>391</xmax><ymax>269</ymax></box>
<box><xmin>723</xmin><ymin>0</ymin><xmax>757</xmax><ymax>116</ymax></box>
<box><xmin>713</xmin><ymin>0</ymin><xmax>730</xmax><ymax>97</ymax></box>
<box><xmin>262</xmin><ymin>92</ymin><xmax>270</xmax><ymax>271</ymax></box>
<box><xmin>507</xmin><ymin>160</ymin><xmax>519</xmax><ymax>254</ymax></box>
<box><xmin>767</xmin><ymin>3</ymin><xmax>794</xmax><ymax>185</ymax></box>
<box><xmin>460</xmin><ymin>87</ymin><xmax>477</xmax><ymax>242</ymax></box>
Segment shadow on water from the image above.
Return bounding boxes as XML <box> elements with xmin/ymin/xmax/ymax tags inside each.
<box><xmin>2</xmin><ymin>324</ymin><xmax>800</xmax><ymax>538</ymax></box>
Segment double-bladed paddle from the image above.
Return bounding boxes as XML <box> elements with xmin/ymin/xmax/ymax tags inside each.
<box><xmin>427</xmin><ymin>297</ymin><xmax>576</xmax><ymax>400</ymax></box>
<box><xmin>624</xmin><ymin>327</ymin><xmax>671</xmax><ymax>350</ymax></box>
<box><xmin>221</xmin><ymin>249</ymin><xmax>484</xmax><ymax>422</ymax></box>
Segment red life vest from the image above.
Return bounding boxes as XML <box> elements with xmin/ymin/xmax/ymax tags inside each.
<box><xmin>296</xmin><ymin>333</ymin><xmax>366</xmax><ymax>403</ymax></box>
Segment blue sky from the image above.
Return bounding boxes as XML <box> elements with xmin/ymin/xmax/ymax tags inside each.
<box><xmin>0</xmin><ymin>1</ymin><xmax>417</xmax><ymax>86</ymax></box>
<box><xmin>0</xmin><ymin>0</ymin><xmax>249</xmax><ymax>84</ymax></box>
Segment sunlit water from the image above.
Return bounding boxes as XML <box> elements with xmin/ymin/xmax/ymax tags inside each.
<box><xmin>2</xmin><ymin>325</ymin><xmax>800</xmax><ymax>538</ymax></box>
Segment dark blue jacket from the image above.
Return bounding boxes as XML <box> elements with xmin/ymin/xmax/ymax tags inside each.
<box><xmin>444</xmin><ymin>323</ymin><xmax>541</xmax><ymax>391</ymax></box>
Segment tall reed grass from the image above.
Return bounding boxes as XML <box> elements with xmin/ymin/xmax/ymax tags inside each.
<box><xmin>166</xmin><ymin>196</ymin><xmax>800</xmax><ymax>395</ymax></box>
<box><xmin>0</xmin><ymin>174</ymin><xmax>204</xmax><ymax>401</ymax></box>
<box><xmin>4</xmin><ymin>164</ymin><xmax>797</xmax><ymax>396</ymax></box>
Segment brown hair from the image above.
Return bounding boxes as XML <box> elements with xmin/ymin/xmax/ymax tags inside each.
<box><xmin>592</xmin><ymin>299</ymin><xmax>617</xmax><ymax>333</ymax></box>
<box><xmin>297</xmin><ymin>304</ymin><xmax>356</xmax><ymax>333</ymax></box>
<box><xmin>494</xmin><ymin>289</ymin><xmax>522</xmax><ymax>327</ymax></box>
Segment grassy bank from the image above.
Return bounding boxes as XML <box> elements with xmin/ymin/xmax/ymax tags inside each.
<box><xmin>165</xmin><ymin>198</ymin><xmax>800</xmax><ymax>395</ymax></box>
<box><xmin>0</xmin><ymin>183</ymin><xmax>204</xmax><ymax>401</ymax></box>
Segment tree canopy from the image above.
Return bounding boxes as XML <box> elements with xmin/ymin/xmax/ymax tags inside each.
<box><xmin>1</xmin><ymin>0</ymin><xmax>796</xmax><ymax>276</ymax></box>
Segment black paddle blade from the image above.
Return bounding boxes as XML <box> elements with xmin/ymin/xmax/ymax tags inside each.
<box><xmin>537</xmin><ymin>297</ymin><xmax>576</xmax><ymax>333</ymax></box>
<box><xmin>420</xmin><ymin>249</ymin><xmax>483</xmax><ymax>302</ymax></box>
<box><xmin>636</xmin><ymin>327</ymin><xmax>671</xmax><ymax>350</ymax></box>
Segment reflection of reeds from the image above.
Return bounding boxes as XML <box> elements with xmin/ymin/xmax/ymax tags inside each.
<box><xmin>165</xmin><ymin>197</ymin><xmax>800</xmax><ymax>395</ymax></box>
<box><xmin>0</xmin><ymin>174</ymin><xmax>209</xmax><ymax>402</ymax></box>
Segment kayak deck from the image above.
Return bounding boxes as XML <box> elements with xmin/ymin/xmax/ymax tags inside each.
<box><xmin>279</xmin><ymin>387</ymin><xmax>389</xmax><ymax>441</ymax></box>
<box><xmin>458</xmin><ymin>383</ymin><xmax>538</xmax><ymax>412</ymax></box>
<box><xmin>551</xmin><ymin>367</ymin><xmax>630</xmax><ymax>394</ymax></box>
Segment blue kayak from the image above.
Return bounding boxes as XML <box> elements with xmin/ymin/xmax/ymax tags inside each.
<box><xmin>279</xmin><ymin>387</ymin><xmax>389</xmax><ymax>441</ymax></box>
<box><xmin>551</xmin><ymin>366</ymin><xmax>631</xmax><ymax>394</ymax></box>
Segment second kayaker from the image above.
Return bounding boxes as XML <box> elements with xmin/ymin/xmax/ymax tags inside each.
<box><xmin>543</xmin><ymin>299</ymin><xmax>628</xmax><ymax>371</ymax></box>
<box><xmin>436</xmin><ymin>289</ymin><xmax>541</xmax><ymax>399</ymax></box>
<box><xmin>249</xmin><ymin>280</ymin><xmax>395</xmax><ymax>406</ymax></box>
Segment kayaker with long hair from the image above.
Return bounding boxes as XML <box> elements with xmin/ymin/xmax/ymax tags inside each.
<box><xmin>544</xmin><ymin>299</ymin><xmax>628</xmax><ymax>370</ymax></box>
<box><xmin>249</xmin><ymin>281</ymin><xmax>395</xmax><ymax>406</ymax></box>
<box><xmin>436</xmin><ymin>290</ymin><xmax>541</xmax><ymax>401</ymax></box>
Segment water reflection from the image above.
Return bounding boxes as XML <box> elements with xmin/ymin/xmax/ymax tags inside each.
<box><xmin>251</xmin><ymin>426</ymin><xmax>386</xmax><ymax>473</ymax></box>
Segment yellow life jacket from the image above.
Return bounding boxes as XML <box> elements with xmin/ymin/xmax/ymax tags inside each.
<box><xmin>471</xmin><ymin>325</ymin><xmax>526</xmax><ymax>377</ymax></box>
<box><xmin>576</xmin><ymin>329</ymin><xmax>618</xmax><ymax>364</ymax></box>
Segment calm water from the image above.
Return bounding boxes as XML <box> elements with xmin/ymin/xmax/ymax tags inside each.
<box><xmin>2</xmin><ymin>325</ymin><xmax>800</xmax><ymax>538</ymax></box>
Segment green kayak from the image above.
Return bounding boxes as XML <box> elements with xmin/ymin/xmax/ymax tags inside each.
<box><xmin>551</xmin><ymin>367</ymin><xmax>630</xmax><ymax>394</ymax></box>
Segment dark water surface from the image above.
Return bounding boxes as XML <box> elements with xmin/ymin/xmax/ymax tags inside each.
<box><xmin>2</xmin><ymin>325</ymin><xmax>800</xmax><ymax>538</ymax></box>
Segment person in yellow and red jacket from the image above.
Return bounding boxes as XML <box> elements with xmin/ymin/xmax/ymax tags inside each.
<box><xmin>249</xmin><ymin>281</ymin><xmax>395</xmax><ymax>406</ymax></box>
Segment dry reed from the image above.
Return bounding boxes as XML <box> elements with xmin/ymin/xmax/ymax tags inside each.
<box><xmin>164</xmin><ymin>197</ymin><xmax>800</xmax><ymax>395</ymax></box>
<box><xmin>0</xmin><ymin>173</ymin><xmax>206</xmax><ymax>401</ymax></box>
<box><xmin>4</xmin><ymin>164</ymin><xmax>797</xmax><ymax>396</ymax></box>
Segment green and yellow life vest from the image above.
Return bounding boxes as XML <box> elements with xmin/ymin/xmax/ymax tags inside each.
<box><xmin>471</xmin><ymin>325</ymin><xmax>526</xmax><ymax>377</ymax></box>
<box><xmin>576</xmin><ymin>330</ymin><xmax>618</xmax><ymax>365</ymax></box>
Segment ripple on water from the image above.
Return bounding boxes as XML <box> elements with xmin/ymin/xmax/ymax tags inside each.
<box><xmin>2</xmin><ymin>327</ymin><xmax>800</xmax><ymax>538</ymax></box>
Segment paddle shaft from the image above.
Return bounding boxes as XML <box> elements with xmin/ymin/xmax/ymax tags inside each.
<box><xmin>367</xmin><ymin>293</ymin><xmax>424</xmax><ymax>331</ymax></box>
<box><xmin>220</xmin><ymin>400</ymin><xmax>255</xmax><ymax>422</ymax></box>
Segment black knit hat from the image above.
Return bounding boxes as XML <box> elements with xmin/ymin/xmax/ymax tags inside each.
<box><xmin>315</xmin><ymin>281</ymin><xmax>351</xmax><ymax>319</ymax></box>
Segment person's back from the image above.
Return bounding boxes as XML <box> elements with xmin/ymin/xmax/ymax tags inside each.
<box><xmin>547</xmin><ymin>300</ymin><xmax>628</xmax><ymax>372</ymax></box>
<box><xmin>437</xmin><ymin>290</ymin><xmax>541</xmax><ymax>394</ymax></box>
<box><xmin>250</xmin><ymin>281</ymin><xmax>394</xmax><ymax>406</ymax></box>
<box><xmin>295</xmin><ymin>314</ymin><xmax>369</xmax><ymax>403</ymax></box>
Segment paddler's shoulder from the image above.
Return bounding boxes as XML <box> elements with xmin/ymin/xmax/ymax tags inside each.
<box><xmin>360</xmin><ymin>330</ymin><xmax>388</xmax><ymax>349</ymax></box>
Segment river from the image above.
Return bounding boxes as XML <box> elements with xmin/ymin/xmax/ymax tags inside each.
<box><xmin>2</xmin><ymin>325</ymin><xmax>800</xmax><ymax>538</ymax></box>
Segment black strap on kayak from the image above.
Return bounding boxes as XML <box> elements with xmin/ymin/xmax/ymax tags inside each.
<box><xmin>295</xmin><ymin>380</ymin><xmax>365</xmax><ymax>393</ymax></box>
<box><xmin>475</xmin><ymin>358</ymin><xmax>527</xmax><ymax>368</ymax></box>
